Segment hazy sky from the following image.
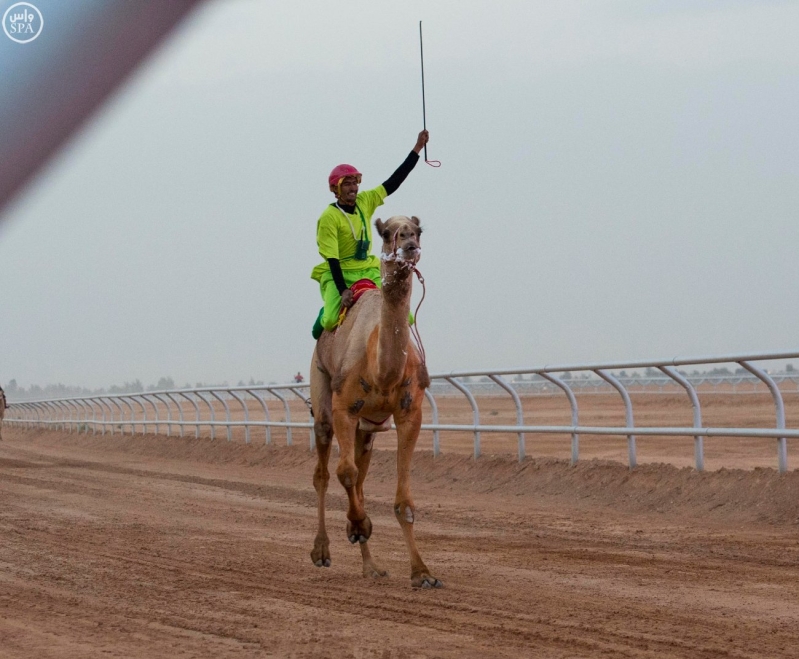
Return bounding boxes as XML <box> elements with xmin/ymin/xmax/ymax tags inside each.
<box><xmin>1</xmin><ymin>0</ymin><xmax>798</xmax><ymax>389</ymax></box>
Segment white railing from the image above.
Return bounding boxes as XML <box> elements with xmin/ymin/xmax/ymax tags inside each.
<box><xmin>5</xmin><ymin>350</ymin><xmax>798</xmax><ymax>472</ymax></box>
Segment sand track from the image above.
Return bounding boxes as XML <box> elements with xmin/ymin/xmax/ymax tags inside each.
<box><xmin>1</xmin><ymin>428</ymin><xmax>798</xmax><ymax>658</ymax></box>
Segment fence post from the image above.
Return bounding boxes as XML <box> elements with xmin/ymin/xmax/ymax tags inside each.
<box><xmin>209</xmin><ymin>391</ymin><xmax>232</xmax><ymax>442</ymax></box>
<box><xmin>539</xmin><ymin>373</ymin><xmax>580</xmax><ymax>466</ymax></box>
<box><xmin>445</xmin><ymin>377</ymin><xmax>481</xmax><ymax>459</ymax></box>
<box><xmin>229</xmin><ymin>390</ymin><xmax>250</xmax><ymax>444</ymax></box>
<box><xmin>245</xmin><ymin>389</ymin><xmax>271</xmax><ymax>445</ymax></box>
<box><xmin>659</xmin><ymin>365</ymin><xmax>704</xmax><ymax>471</ymax></box>
<box><xmin>489</xmin><ymin>374</ymin><xmax>525</xmax><ymax>463</ymax></box>
<box><xmin>738</xmin><ymin>361</ymin><xmax>787</xmax><ymax>473</ymax></box>
<box><xmin>270</xmin><ymin>388</ymin><xmax>293</xmax><ymax>446</ymax></box>
<box><xmin>424</xmin><ymin>389</ymin><xmax>440</xmax><ymax>457</ymax></box>
<box><xmin>595</xmin><ymin>369</ymin><xmax>637</xmax><ymax>469</ymax></box>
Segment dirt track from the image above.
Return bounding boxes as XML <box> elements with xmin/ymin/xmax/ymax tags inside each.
<box><xmin>1</xmin><ymin>427</ymin><xmax>798</xmax><ymax>658</ymax></box>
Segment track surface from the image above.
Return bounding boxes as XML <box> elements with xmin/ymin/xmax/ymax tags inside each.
<box><xmin>1</xmin><ymin>428</ymin><xmax>798</xmax><ymax>658</ymax></box>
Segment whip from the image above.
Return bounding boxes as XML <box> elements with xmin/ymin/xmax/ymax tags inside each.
<box><xmin>419</xmin><ymin>21</ymin><xmax>441</xmax><ymax>167</ymax></box>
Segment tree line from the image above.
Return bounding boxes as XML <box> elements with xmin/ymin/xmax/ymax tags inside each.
<box><xmin>2</xmin><ymin>377</ymin><xmax>268</xmax><ymax>401</ymax></box>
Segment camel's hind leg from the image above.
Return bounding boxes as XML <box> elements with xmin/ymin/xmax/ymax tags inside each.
<box><xmin>394</xmin><ymin>409</ymin><xmax>443</xmax><ymax>589</ymax></box>
<box><xmin>310</xmin><ymin>349</ymin><xmax>334</xmax><ymax>568</ymax></box>
<box><xmin>355</xmin><ymin>430</ymin><xmax>388</xmax><ymax>578</ymax></box>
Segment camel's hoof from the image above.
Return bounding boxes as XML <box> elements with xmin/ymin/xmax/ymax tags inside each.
<box><xmin>412</xmin><ymin>574</ymin><xmax>443</xmax><ymax>589</ymax></box>
<box><xmin>348</xmin><ymin>534</ymin><xmax>370</xmax><ymax>544</ymax></box>
<box><xmin>346</xmin><ymin>516</ymin><xmax>372</xmax><ymax>545</ymax></box>
<box><xmin>363</xmin><ymin>563</ymin><xmax>389</xmax><ymax>579</ymax></box>
<box><xmin>311</xmin><ymin>536</ymin><xmax>331</xmax><ymax>567</ymax></box>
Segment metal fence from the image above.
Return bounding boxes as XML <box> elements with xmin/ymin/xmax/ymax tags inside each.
<box><xmin>5</xmin><ymin>350</ymin><xmax>798</xmax><ymax>472</ymax></box>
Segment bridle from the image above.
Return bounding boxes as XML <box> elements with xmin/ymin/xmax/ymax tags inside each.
<box><xmin>386</xmin><ymin>228</ymin><xmax>427</xmax><ymax>367</ymax></box>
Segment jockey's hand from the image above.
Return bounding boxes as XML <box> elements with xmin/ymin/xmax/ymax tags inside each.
<box><xmin>341</xmin><ymin>288</ymin><xmax>355</xmax><ymax>309</ymax></box>
<box><xmin>413</xmin><ymin>129</ymin><xmax>429</xmax><ymax>154</ymax></box>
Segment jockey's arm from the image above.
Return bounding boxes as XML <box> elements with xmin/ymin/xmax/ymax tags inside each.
<box><xmin>382</xmin><ymin>130</ymin><xmax>429</xmax><ymax>196</ymax></box>
<box><xmin>327</xmin><ymin>258</ymin><xmax>354</xmax><ymax>308</ymax></box>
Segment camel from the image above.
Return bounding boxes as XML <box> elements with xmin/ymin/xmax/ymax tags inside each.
<box><xmin>0</xmin><ymin>387</ymin><xmax>6</xmax><ymax>441</ymax></box>
<box><xmin>309</xmin><ymin>215</ymin><xmax>442</xmax><ymax>589</ymax></box>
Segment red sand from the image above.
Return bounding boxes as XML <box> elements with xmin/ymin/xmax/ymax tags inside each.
<box><xmin>1</xmin><ymin>423</ymin><xmax>798</xmax><ymax>658</ymax></box>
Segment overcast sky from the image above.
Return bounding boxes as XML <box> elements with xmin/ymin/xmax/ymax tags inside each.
<box><xmin>1</xmin><ymin>0</ymin><xmax>798</xmax><ymax>389</ymax></box>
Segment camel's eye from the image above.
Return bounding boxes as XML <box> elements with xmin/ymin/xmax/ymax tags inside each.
<box><xmin>382</xmin><ymin>230</ymin><xmax>391</xmax><ymax>240</ymax></box>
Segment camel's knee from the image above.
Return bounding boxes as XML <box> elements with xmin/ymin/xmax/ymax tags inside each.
<box><xmin>394</xmin><ymin>500</ymin><xmax>416</xmax><ymax>525</ymax></box>
<box><xmin>314</xmin><ymin>420</ymin><xmax>333</xmax><ymax>445</ymax></box>
<box><xmin>336</xmin><ymin>462</ymin><xmax>359</xmax><ymax>490</ymax></box>
<box><xmin>313</xmin><ymin>464</ymin><xmax>330</xmax><ymax>492</ymax></box>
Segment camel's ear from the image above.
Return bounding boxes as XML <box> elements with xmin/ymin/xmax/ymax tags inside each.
<box><xmin>374</xmin><ymin>218</ymin><xmax>385</xmax><ymax>236</ymax></box>
<box><xmin>410</xmin><ymin>216</ymin><xmax>421</xmax><ymax>227</ymax></box>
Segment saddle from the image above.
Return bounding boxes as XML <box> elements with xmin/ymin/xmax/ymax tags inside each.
<box><xmin>336</xmin><ymin>278</ymin><xmax>378</xmax><ymax>327</ymax></box>
<box><xmin>358</xmin><ymin>415</ymin><xmax>392</xmax><ymax>433</ymax></box>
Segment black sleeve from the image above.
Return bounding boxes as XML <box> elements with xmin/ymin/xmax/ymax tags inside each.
<box><xmin>327</xmin><ymin>258</ymin><xmax>348</xmax><ymax>294</ymax></box>
<box><xmin>382</xmin><ymin>151</ymin><xmax>420</xmax><ymax>196</ymax></box>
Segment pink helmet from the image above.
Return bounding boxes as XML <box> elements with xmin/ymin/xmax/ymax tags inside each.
<box><xmin>328</xmin><ymin>163</ymin><xmax>362</xmax><ymax>188</ymax></box>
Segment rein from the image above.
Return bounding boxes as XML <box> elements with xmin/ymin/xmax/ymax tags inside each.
<box><xmin>410</xmin><ymin>266</ymin><xmax>427</xmax><ymax>366</ymax></box>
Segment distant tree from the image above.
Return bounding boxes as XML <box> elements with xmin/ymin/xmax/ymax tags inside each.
<box><xmin>6</xmin><ymin>379</ymin><xmax>18</xmax><ymax>394</ymax></box>
<box><xmin>708</xmin><ymin>367</ymin><xmax>732</xmax><ymax>376</ymax></box>
<box><xmin>149</xmin><ymin>376</ymin><xmax>175</xmax><ymax>391</ymax></box>
<box><xmin>787</xmin><ymin>364</ymin><xmax>796</xmax><ymax>373</ymax></box>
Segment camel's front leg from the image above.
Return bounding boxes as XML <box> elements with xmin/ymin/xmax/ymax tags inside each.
<box><xmin>332</xmin><ymin>408</ymin><xmax>372</xmax><ymax>545</ymax></box>
<box><xmin>355</xmin><ymin>429</ymin><xmax>388</xmax><ymax>578</ymax></box>
<box><xmin>394</xmin><ymin>410</ymin><xmax>443</xmax><ymax>589</ymax></box>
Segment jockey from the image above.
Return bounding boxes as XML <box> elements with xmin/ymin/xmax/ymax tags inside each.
<box><xmin>311</xmin><ymin>130</ymin><xmax>429</xmax><ymax>339</ymax></box>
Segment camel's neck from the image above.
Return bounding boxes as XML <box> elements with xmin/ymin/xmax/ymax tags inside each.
<box><xmin>374</xmin><ymin>264</ymin><xmax>413</xmax><ymax>389</ymax></box>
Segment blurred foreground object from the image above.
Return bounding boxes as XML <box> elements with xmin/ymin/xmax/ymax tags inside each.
<box><xmin>0</xmin><ymin>0</ymin><xmax>206</xmax><ymax>219</ymax></box>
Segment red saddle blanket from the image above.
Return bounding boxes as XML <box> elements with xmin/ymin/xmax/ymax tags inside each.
<box><xmin>337</xmin><ymin>279</ymin><xmax>378</xmax><ymax>325</ymax></box>
<box><xmin>349</xmin><ymin>278</ymin><xmax>378</xmax><ymax>302</ymax></box>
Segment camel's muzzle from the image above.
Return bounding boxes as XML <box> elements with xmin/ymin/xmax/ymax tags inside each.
<box><xmin>397</xmin><ymin>243</ymin><xmax>421</xmax><ymax>264</ymax></box>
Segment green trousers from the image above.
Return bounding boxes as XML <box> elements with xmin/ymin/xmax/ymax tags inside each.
<box><xmin>313</xmin><ymin>266</ymin><xmax>382</xmax><ymax>339</ymax></box>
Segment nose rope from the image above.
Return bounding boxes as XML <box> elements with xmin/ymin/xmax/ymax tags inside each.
<box><xmin>411</xmin><ymin>266</ymin><xmax>427</xmax><ymax>366</ymax></box>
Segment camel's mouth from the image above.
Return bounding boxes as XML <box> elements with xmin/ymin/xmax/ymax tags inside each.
<box><xmin>381</xmin><ymin>245</ymin><xmax>421</xmax><ymax>266</ymax></box>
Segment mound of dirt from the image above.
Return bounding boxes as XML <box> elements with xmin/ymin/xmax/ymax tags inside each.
<box><xmin>10</xmin><ymin>427</ymin><xmax>799</xmax><ymax>528</ymax></box>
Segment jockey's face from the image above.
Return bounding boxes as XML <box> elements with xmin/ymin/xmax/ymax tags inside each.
<box><xmin>332</xmin><ymin>176</ymin><xmax>360</xmax><ymax>205</ymax></box>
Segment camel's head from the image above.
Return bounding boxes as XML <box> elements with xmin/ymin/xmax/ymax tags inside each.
<box><xmin>375</xmin><ymin>215</ymin><xmax>422</xmax><ymax>268</ymax></box>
